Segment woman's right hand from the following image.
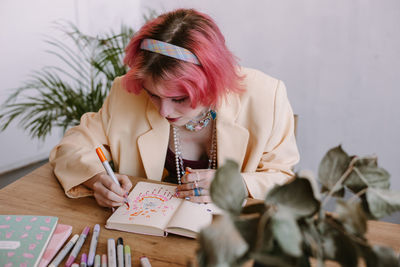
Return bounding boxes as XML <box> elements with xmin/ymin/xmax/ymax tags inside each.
<box><xmin>84</xmin><ymin>171</ymin><xmax>132</xmax><ymax>207</ymax></box>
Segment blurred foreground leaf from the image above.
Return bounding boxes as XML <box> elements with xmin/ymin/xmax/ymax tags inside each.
<box><xmin>318</xmin><ymin>145</ymin><xmax>351</xmax><ymax>196</ymax></box>
<box><xmin>266</xmin><ymin>178</ymin><xmax>320</xmax><ymax>219</ymax></box>
<box><xmin>198</xmin><ymin>215</ymin><xmax>248</xmax><ymax>267</ymax></box>
<box><xmin>365</xmin><ymin>188</ymin><xmax>400</xmax><ymax>219</ymax></box>
<box><xmin>210</xmin><ymin>160</ymin><xmax>247</xmax><ymax>215</ymax></box>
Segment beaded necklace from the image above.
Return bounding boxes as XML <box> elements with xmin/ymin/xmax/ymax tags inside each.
<box><xmin>185</xmin><ymin>110</ymin><xmax>217</xmax><ymax>132</ymax></box>
<box><xmin>173</xmin><ymin>119</ymin><xmax>217</xmax><ymax>185</ymax></box>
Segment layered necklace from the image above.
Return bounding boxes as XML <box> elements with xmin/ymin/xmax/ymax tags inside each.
<box><xmin>173</xmin><ymin>110</ymin><xmax>217</xmax><ymax>184</ymax></box>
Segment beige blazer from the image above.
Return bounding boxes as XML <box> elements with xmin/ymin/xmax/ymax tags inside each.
<box><xmin>49</xmin><ymin>67</ymin><xmax>299</xmax><ymax>200</ymax></box>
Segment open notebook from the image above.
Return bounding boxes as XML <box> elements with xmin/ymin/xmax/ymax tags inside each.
<box><xmin>105</xmin><ymin>182</ymin><xmax>221</xmax><ymax>238</ymax></box>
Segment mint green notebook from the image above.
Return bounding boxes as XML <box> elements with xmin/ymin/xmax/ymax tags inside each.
<box><xmin>0</xmin><ymin>215</ymin><xmax>58</xmax><ymax>267</ymax></box>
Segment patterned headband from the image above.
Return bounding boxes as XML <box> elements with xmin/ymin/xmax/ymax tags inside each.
<box><xmin>140</xmin><ymin>38</ymin><xmax>201</xmax><ymax>65</ymax></box>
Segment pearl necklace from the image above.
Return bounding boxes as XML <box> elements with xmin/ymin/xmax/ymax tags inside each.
<box><xmin>173</xmin><ymin>121</ymin><xmax>217</xmax><ymax>184</ymax></box>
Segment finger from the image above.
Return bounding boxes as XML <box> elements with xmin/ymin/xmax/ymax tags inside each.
<box><xmin>102</xmin><ymin>175</ymin><xmax>127</xmax><ymax>197</ymax></box>
<box><xmin>186</xmin><ymin>167</ymin><xmax>210</xmax><ymax>173</ymax></box>
<box><xmin>185</xmin><ymin>195</ymin><xmax>212</xmax><ymax>203</ymax></box>
<box><xmin>181</xmin><ymin>170</ymin><xmax>214</xmax><ymax>183</ymax></box>
<box><xmin>176</xmin><ymin>188</ymin><xmax>209</xmax><ymax>198</ymax></box>
<box><xmin>177</xmin><ymin>179</ymin><xmax>208</xmax><ymax>191</ymax></box>
<box><xmin>93</xmin><ymin>192</ymin><xmax>124</xmax><ymax>208</ymax></box>
<box><xmin>94</xmin><ymin>179</ymin><xmax>125</xmax><ymax>203</ymax></box>
<box><xmin>117</xmin><ymin>174</ymin><xmax>132</xmax><ymax>193</ymax></box>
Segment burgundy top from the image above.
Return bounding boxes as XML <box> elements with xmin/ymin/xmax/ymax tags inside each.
<box><xmin>164</xmin><ymin>147</ymin><xmax>209</xmax><ymax>184</ymax></box>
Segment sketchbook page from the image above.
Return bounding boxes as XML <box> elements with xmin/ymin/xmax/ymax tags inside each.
<box><xmin>106</xmin><ymin>182</ymin><xmax>183</xmax><ymax>236</ymax></box>
<box><xmin>165</xmin><ymin>200</ymin><xmax>213</xmax><ymax>238</ymax></box>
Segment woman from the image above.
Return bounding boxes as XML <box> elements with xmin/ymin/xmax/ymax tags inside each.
<box><xmin>50</xmin><ymin>8</ymin><xmax>299</xmax><ymax>208</ymax></box>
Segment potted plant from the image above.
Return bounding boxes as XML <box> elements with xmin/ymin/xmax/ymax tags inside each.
<box><xmin>198</xmin><ymin>145</ymin><xmax>400</xmax><ymax>267</ymax></box>
<box><xmin>0</xmin><ymin>10</ymin><xmax>158</xmax><ymax>140</ymax></box>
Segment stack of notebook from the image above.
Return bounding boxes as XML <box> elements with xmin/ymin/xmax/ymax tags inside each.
<box><xmin>0</xmin><ymin>215</ymin><xmax>72</xmax><ymax>267</ymax></box>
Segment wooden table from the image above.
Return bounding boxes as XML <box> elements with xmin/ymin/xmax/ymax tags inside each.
<box><xmin>0</xmin><ymin>163</ymin><xmax>399</xmax><ymax>266</ymax></box>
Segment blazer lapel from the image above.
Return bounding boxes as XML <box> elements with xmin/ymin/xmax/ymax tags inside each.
<box><xmin>137</xmin><ymin>100</ymin><xmax>170</xmax><ymax>180</ymax></box>
<box><xmin>216</xmin><ymin>93</ymin><xmax>249</xmax><ymax>170</ymax></box>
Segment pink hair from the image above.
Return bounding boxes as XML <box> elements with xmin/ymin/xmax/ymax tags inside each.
<box><xmin>122</xmin><ymin>9</ymin><xmax>244</xmax><ymax>108</ymax></box>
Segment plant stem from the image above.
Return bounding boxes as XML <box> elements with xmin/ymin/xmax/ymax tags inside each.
<box><xmin>353</xmin><ymin>166</ymin><xmax>371</xmax><ymax>186</ymax></box>
<box><xmin>255</xmin><ymin>206</ymin><xmax>273</xmax><ymax>251</ymax></box>
<box><xmin>321</xmin><ymin>157</ymin><xmax>358</xmax><ymax>207</ymax></box>
<box><xmin>348</xmin><ymin>187</ymin><xmax>368</xmax><ymax>203</ymax></box>
<box><xmin>347</xmin><ymin>167</ymin><xmax>371</xmax><ymax>202</ymax></box>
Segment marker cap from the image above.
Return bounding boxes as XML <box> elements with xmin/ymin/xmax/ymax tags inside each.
<box><xmin>96</xmin><ymin>147</ymin><xmax>107</xmax><ymax>162</ymax></box>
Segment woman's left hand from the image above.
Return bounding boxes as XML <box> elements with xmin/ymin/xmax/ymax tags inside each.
<box><xmin>175</xmin><ymin>168</ymin><xmax>216</xmax><ymax>203</ymax></box>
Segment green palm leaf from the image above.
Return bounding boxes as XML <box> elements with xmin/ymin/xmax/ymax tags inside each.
<box><xmin>0</xmin><ymin>20</ymin><xmax>137</xmax><ymax>140</ymax></box>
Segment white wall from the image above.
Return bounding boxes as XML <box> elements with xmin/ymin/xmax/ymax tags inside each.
<box><xmin>0</xmin><ymin>0</ymin><xmax>75</xmax><ymax>173</ymax></box>
<box><xmin>141</xmin><ymin>0</ymin><xmax>400</xmax><ymax>190</ymax></box>
<box><xmin>0</xmin><ymin>0</ymin><xmax>141</xmax><ymax>174</ymax></box>
<box><xmin>1</xmin><ymin>1</ymin><xmax>399</xmax><ymax>192</ymax></box>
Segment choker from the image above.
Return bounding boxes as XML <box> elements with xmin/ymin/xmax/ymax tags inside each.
<box><xmin>185</xmin><ymin>110</ymin><xmax>217</xmax><ymax>132</ymax></box>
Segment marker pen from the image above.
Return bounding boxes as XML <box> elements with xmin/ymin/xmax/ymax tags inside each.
<box><xmin>107</xmin><ymin>238</ymin><xmax>117</xmax><ymax>267</ymax></box>
<box><xmin>65</xmin><ymin>226</ymin><xmax>90</xmax><ymax>267</ymax></box>
<box><xmin>88</xmin><ymin>224</ymin><xmax>100</xmax><ymax>266</ymax></box>
<box><xmin>117</xmin><ymin>237</ymin><xmax>124</xmax><ymax>267</ymax></box>
<box><xmin>81</xmin><ymin>253</ymin><xmax>87</xmax><ymax>267</ymax></box>
<box><xmin>96</xmin><ymin>147</ymin><xmax>129</xmax><ymax>208</ymax></box>
<box><xmin>101</xmin><ymin>254</ymin><xmax>107</xmax><ymax>267</ymax></box>
<box><xmin>140</xmin><ymin>256</ymin><xmax>152</xmax><ymax>267</ymax></box>
<box><xmin>49</xmin><ymin>234</ymin><xmax>79</xmax><ymax>267</ymax></box>
<box><xmin>94</xmin><ymin>255</ymin><xmax>101</xmax><ymax>267</ymax></box>
<box><xmin>124</xmin><ymin>245</ymin><xmax>131</xmax><ymax>267</ymax></box>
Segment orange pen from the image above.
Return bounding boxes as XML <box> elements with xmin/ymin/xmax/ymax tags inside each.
<box><xmin>96</xmin><ymin>147</ymin><xmax>130</xmax><ymax>208</ymax></box>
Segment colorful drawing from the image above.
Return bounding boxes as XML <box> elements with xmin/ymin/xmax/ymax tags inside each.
<box><xmin>123</xmin><ymin>186</ymin><xmax>176</xmax><ymax>220</ymax></box>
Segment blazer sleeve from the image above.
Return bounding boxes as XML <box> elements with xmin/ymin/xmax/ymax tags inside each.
<box><xmin>241</xmin><ymin>81</ymin><xmax>300</xmax><ymax>199</ymax></box>
<box><xmin>49</xmin><ymin>77</ymin><xmax>120</xmax><ymax>198</ymax></box>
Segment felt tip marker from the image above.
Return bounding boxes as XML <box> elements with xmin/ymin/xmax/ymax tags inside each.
<box><xmin>107</xmin><ymin>238</ymin><xmax>117</xmax><ymax>267</ymax></box>
<box><xmin>49</xmin><ymin>234</ymin><xmax>79</xmax><ymax>267</ymax></box>
<box><xmin>96</xmin><ymin>147</ymin><xmax>130</xmax><ymax>208</ymax></box>
<box><xmin>88</xmin><ymin>224</ymin><xmax>100</xmax><ymax>266</ymax></box>
<box><xmin>65</xmin><ymin>226</ymin><xmax>90</xmax><ymax>267</ymax></box>
<box><xmin>94</xmin><ymin>255</ymin><xmax>101</xmax><ymax>267</ymax></box>
<box><xmin>140</xmin><ymin>256</ymin><xmax>152</xmax><ymax>267</ymax></box>
<box><xmin>101</xmin><ymin>254</ymin><xmax>107</xmax><ymax>267</ymax></box>
<box><xmin>124</xmin><ymin>245</ymin><xmax>131</xmax><ymax>267</ymax></box>
<box><xmin>117</xmin><ymin>237</ymin><xmax>124</xmax><ymax>267</ymax></box>
<box><xmin>81</xmin><ymin>253</ymin><xmax>87</xmax><ymax>267</ymax></box>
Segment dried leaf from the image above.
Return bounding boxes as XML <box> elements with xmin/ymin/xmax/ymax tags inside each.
<box><xmin>345</xmin><ymin>164</ymin><xmax>390</xmax><ymax>194</ymax></box>
<box><xmin>271</xmin><ymin>208</ymin><xmax>302</xmax><ymax>257</ymax></box>
<box><xmin>210</xmin><ymin>160</ymin><xmax>247</xmax><ymax>215</ymax></box>
<box><xmin>241</xmin><ymin>203</ymin><xmax>267</xmax><ymax>214</ymax></box>
<box><xmin>321</xmin><ymin>185</ymin><xmax>345</xmax><ymax>197</ymax></box>
<box><xmin>299</xmin><ymin>219</ymin><xmax>324</xmax><ymax>262</ymax></box>
<box><xmin>354</xmin><ymin>156</ymin><xmax>378</xmax><ymax>167</ymax></box>
<box><xmin>335</xmin><ymin>199</ymin><xmax>367</xmax><ymax>236</ymax></box>
<box><xmin>198</xmin><ymin>214</ymin><xmax>248</xmax><ymax>267</ymax></box>
<box><xmin>318</xmin><ymin>145</ymin><xmax>351</xmax><ymax>194</ymax></box>
<box><xmin>266</xmin><ymin>178</ymin><xmax>320</xmax><ymax>219</ymax></box>
<box><xmin>297</xmin><ymin>169</ymin><xmax>321</xmax><ymax>200</ymax></box>
<box><xmin>319</xmin><ymin>220</ymin><xmax>359</xmax><ymax>266</ymax></box>
<box><xmin>251</xmin><ymin>252</ymin><xmax>296</xmax><ymax>267</ymax></box>
<box><xmin>365</xmin><ymin>188</ymin><xmax>400</xmax><ymax>219</ymax></box>
<box><xmin>358</xmin><ymin>244</ymin><xmax>399</xmax><ymax>267</ymax></box>
<box><xmin>370</xmin><ymin>245</ymin><xmax>399</xmax><ymax>267</ymax></box>
<box><xmin>233</xmin><ymin>216</ymin><xmax>263</xmax><ymax>251</ymax></box>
